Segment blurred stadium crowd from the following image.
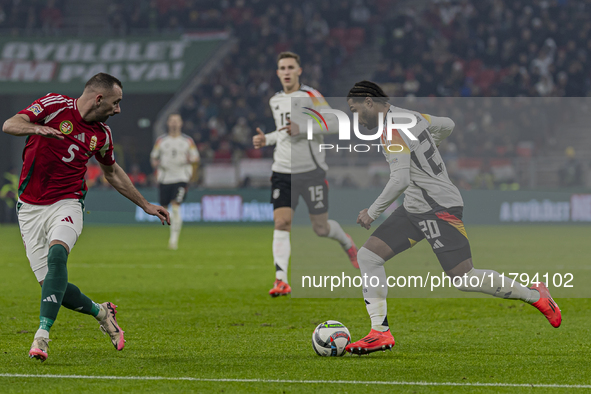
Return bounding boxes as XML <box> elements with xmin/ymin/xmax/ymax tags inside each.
<box><xmin>375</xmin><ymin>0</ymin><xmax>590</xmax><ymax>98</ymax></box>
<box><xmin>0</xmin><ymin>0</ymin><xmax>64</xmax><ymax>33</ymax></box>
<box><xmin>1</xmin><ymin>0</ymin><xmax>589</xmax><ymax>191</ymax></box>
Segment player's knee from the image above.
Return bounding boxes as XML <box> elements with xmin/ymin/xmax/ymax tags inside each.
<box><xmin>451</xmin><ymin>268</ymin><xmax>478</xmax><ymax>292</ymax></box>
<box><xmin>357</xmin><ymin>247</ymin><xmax>383</xmax><ymax>269</ymax></box>
<box><xmin>274</xmin><ymin>217</ymin><xmax>292</xmax><ymax>231</ymax></box>
<box><xmin>357</xmin><ymin>247</ymin><xmax>370</xmax><ymax>266</ymax></box>
<box><xmin>49</xmin><ymin>239</ymin><xmax>70</xmax><ymax>254</ymax></box>
<box><xmin>48</xmin><ymin>226</ymin><xmax>78</xmax><ymax>254</ymax></box>
<box><xmin>445</xmin><ymin>258</ymin><xmax>473</xmax><ymax>280</ymax></box>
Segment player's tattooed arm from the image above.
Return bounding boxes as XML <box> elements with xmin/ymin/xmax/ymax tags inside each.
<box><xmin>2</xmin><ymin>114</ymin><xmax>64</xmax><ymax>140</ymax></box>
<box><xmin>100</xmin><ymin>162</ymin><xmax>171</xmax><ymax>225</ymax></box>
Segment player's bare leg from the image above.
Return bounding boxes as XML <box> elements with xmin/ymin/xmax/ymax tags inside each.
<box><xmin>309</xmin><ymin>213</ymin><xmax>358</xmax><ymax>269</ymax></box>
<box><xmin>169</xmin><ymin>201</ymin><xmax>183</xmax><ymax>250</ymax></box>
<box><xmin>269</xmin><ymin>207</ymin><xmax>292</xmax><ymax>297</ymax></box>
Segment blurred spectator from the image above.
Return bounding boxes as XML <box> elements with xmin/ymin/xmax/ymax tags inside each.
<box><xmin>531</xmin><ymin>39</ymin><xmax>557</xmax><ymax>79</ymax></box>
<box><xmin>472</xmin><ymin>162</ymin><xmax>495</xmax><ymax>190</ymax></box>
<box><xmin>306</xmin><ymin>13</ymin><xmax>329</xmax><ymax>43</ymax></box>
<box><xmin>350</xmin><ymin>0</ymin><xmax>371</xmax><ymax>27</ymax></box>
<box><xmin>0</xmin><ymin>170</ymin><xmax>18</xmax><ymax>209</ymax></box>
<box><xmin>128</xmin><ymin>164</ymin><xmax>148</xmax><ymax>187</ymax></box>
<box><xmin>40</xmin><ymin>0</ymin><xmax>63</xmax><ymax>34</ymax></box>
<box><xmin>214</xmin><ymin>140</ymin><xmax>233</xmax><ymax>162</ymax></box>
<box><xmin>0</xmin><ymin>168</ymin><xmax>19</xmax><ymax>223</ymax></box>
<box><xmin>0</xmin><ymin>5</ymin><xmax>6</xmax><ymax>28</ymax></box>
<box><xmin>198</xmin><ymin>142</ymin><xmax>215</xmax><ymax>162</ymax></box>
<box><xmin>231</xmin><ymin>117</ymin><xmax>252</xmax><ymax>150</ymax></box>
<box><xmin>559</xmin><ymin>147</ymin><xmax>583</xmax><ymax>187</ymax></box>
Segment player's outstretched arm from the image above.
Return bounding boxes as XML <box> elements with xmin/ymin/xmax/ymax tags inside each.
<box><xmin>253</xmin><ymin>127</ymin><xmax>278</xmax><ymax>148</ymax></box>
<box><xmin>2</xmin><ymin>114</ymin><xmax>64</xmax><ymax>140</ymax></box>
<box><xmin>358</xmin><ymin>166</ymin><xmax>411</xmax><ymax>230</ymax></box>
<box><xmin>100</xmin><ymin>162</ymin><xmax>170</xmax><ymax>225</ymax></box>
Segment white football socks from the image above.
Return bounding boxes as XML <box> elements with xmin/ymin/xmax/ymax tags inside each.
<box><xmin>169</xmin><ymin>205</ymin><xmax>182</xmax><ymax>248</ymax></box>
<box><xmin>273</xmin><ymin>229</ymin><xmax>290</xmax><ymax>283</ymax></box>
<box><xmin>34</xmin><ymin>329</ymin><xmax>50</xmax><ymax>339</ymax></box>
<box><xmin>356</xmin><ymin>244</ymin><xmax>542</xmax><ymax>334</ymax></box>
<box><xmin>95</xmin><ymin>304</ymin><xmax>107</xmax><ymax>321</ymax></box>
<box><xmin>358</xmin><ymin>247</ymin><xmax>389</xmax><ymax>332</ymax></box>
<box><xmin>327</xmin><ymin>219</ymin><xmax>352</xmax><ymax>249</ymax></box>
<box><xmin>454</xmin><ymin>268</ymin><xmax>540</xmax><ymax>303</ymax></box>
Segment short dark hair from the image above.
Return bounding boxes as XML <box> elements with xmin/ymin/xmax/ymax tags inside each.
<box><xmin>277</xmin><ymin>51</ymin><xmax>301</xmax><ymax>66</ymax></box>
<box><xmin>347</xmin><ymin>80</ymin><xmax>389</xmax><ymax>103</ymax></box>
<box><xmin>85</xmin><ymin>73</ymin><xmax>122</xmax><ymax>91</ymax></box>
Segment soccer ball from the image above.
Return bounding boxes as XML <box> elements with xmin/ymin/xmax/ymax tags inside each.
<box><xmin>311</xmin><ymin>320</ymin><xmax>351</xmax><ymax>357</ymax></box>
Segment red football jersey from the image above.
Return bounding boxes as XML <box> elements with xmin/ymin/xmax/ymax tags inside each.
<box><xmin>17</xmin><ymin>93</ymin><xmax>116</xmax><ymax>205</ymax></box>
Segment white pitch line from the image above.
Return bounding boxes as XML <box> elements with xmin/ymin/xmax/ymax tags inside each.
<box><xmin>0</xmin><ymin>374</ymin><xmax>590</xmax><ymax>389</ymax></box>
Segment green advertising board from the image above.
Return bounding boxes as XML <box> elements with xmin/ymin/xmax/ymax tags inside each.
<box><xmin>0</xmin><ymin>33</ymin><xmax>226</xmax><ymax>94</ymax></box>
<box><xmin>81</xmin><ymin>188</ymin><xmax>591</xmax><ymax>225</ymax></box>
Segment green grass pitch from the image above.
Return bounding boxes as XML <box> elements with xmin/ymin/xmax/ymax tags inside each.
<box><xmin>0</xmin><ymin>224</ymin><xmax>590</xmax><ymax>393</ymax></box>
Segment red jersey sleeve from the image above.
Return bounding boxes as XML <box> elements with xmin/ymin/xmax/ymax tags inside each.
<box><xmin>95</xmin><ymin>123</ymin><xmax>116</xmax><ymax>166</ymax></box>
<box><xmin>18</xmin><ymin>93</ymin><xmax>72</xmax><ymax>123</ymax></box>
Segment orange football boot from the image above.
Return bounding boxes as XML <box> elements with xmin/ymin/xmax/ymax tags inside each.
<box><xmin>346</xmin><ymin>329</ymin><xmax>395</xmax><ymax>355</ymax></box>
<box><xmin>269</xmin><ymin>279</ymin><xmax>291</xmax><ymax>297</ymax></box>
<box><xmin>530</xmin><ymin>282</ymin><xmax>562</xmax><ymax>328</ymax></box>
<box><xmin>345</xmin><ymin>234</ymin><xmax>359</xmax><ymax>269</ymax></box>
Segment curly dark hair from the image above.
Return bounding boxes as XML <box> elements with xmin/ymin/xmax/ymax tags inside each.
<box><xmin>347</xmin><ymin>80</ymin><xmax>389</xmax><ymax>103</ymax></box>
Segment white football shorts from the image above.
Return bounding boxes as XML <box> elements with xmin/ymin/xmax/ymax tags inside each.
<box><xmin>17</xmin><ymin>198</ymin><xmax>83</xmax><ymax>282</ymax></box>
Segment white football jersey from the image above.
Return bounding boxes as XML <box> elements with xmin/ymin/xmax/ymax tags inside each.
<box><xmin>421</xmin><ymin>114</ymin><xmax>455</xmax><ymax>147</ymax></box>
<box><xmin>266</xmin><ymin>84</ymin><xmax>331</xmax><ymax>174</ymax></box>
<box><xmin>150</xmin><ymin>134</ymin><xmax>199</xmax><ymax>184</ymax></box>
<box><xmin>381</xmin><ymin>105</ymin><xmax>463</xmax><ymax>213</ymax></box>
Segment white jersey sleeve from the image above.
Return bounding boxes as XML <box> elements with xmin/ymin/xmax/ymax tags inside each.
<box><xmin>422</xmin><ymin>114</ymin><xmax>455</xmax><ymax>146</ymax></box>
<box><xmin>264</xmin><ymin>130</ymin><xmax>278</xmax><ymax>146</ymax></box>
<box><xmin>377</xmin><ymin>106</ymin><xmax>463</xmax><ymax>215</ymax></box>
